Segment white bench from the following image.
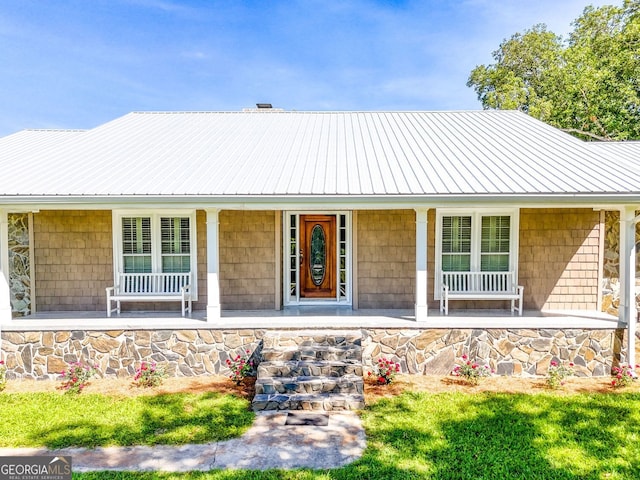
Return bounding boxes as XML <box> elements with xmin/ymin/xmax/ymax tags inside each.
<box><xmin>106</xmin><ymin>272</ymin><xmax>192</xmax><ymax>317</ymax></box>
<box><xmin>440</xmin><ymin>271</ymin><xmax>524</xmax><ymax>316</ymax></box>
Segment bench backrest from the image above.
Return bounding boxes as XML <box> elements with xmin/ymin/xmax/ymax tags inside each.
<box><xmin>442</xmin><ymin>271</ymin><xmax>515</xmax><ymax>294</ymax></box>
<box><xmin>118</xmin><ymin>272</ymin><xmax>191</xmax><ymax>295</ymax></box>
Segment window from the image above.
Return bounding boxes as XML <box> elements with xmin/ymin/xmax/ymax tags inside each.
<box><xmin>114</xmin><ymin>210</ymin><xmax>197</xmax><ymax>293</ymax></box>
<box><xmin>436</xmin><ymin>209</ymin><xmax>518</xmax><ymax>296</ymax></box>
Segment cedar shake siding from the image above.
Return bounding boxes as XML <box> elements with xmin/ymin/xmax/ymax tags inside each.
<box><xmin>219</xmin><ymin>210</ymin><xmax>276</xmax><ymax>309</ymax></box>
<box><xmin>519</xmin><ymin>208</ymin><xmax>600</xmax><ymax>310</ymax></box>
<box><xmin>357</xmin><ymin>210</ymin><xmax>415</xmax><ymax>309</ymax></box>
<box><xmin>33</xmin><ymin>210</ymin><xmax>113</xmax><ymax>311</ymax></box>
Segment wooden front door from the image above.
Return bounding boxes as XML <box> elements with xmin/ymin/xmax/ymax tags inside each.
<box><xmin>300</xmin><ymin>215</ymin><xmax>336</xmax><ymax>298</ymax></box>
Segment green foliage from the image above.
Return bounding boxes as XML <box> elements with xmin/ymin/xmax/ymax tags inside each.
<box><xmin>133</xmin><ymin>362</ymin><xmax>167</xmax><ymax>388</ymax></box>
<box><xmin>367</xmin><ymin>357</ymin><xmax>401</xmax><ymax>385</ymax></box>
<box><xmin>452</xmin><ymin>355</ymin><xmax>492</xmax><ymax>385</ymax></box>
<box><xmin>546</xmin><ymin>360</ymin><xmax>575</xmax><ymax>389</ymax></box>
<box><xmin>0</xmin><ymin>392</ymin><xmax>253</xmax><ymax>448</ymax></box>
<box><xmin>468</xmin><ymin>1</ymin><xmax>640</xmax><ymax>140</ymax></box>
<box><xmin>58</xmin><ymin>361</ymin><xmax>99</xmax><ymax>394</ymax></box>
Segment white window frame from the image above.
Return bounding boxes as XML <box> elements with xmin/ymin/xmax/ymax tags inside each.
<box><xmin>283</xmin><ymin>211</ymin><xmax>352</xmax><ymax>306</ymax></box>
<box><xmin>112</xmin><ymin>209</ymin><xmax>198</xmax><ymax>299</ymax></box>
<box><xmin>434</xmin><ymin>208</ymin><xmax>519</xmax><ymax>300</ymax></box>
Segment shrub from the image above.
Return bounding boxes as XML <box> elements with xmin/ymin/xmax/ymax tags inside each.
<box><xmin>58</xmin><ymin>361</ymin><xmax>99</xmax><ymax>394</ymax></box>
<box><xmin>452</xmin><ymin>354</ymin><xmax>492</xmax><ymax>386</ymax></box>
<box><xmin>226</xmin><ymin>350</ymin><xmax>254</xmax><ymax>385</ymax></box>
<box><xmin>611</xmin><ymin>364</ymin><xmax>639</xmax><ymax>389</ymax></box>
<box><xmin>546</xmin><ymin>360</ymin><xmax>574</xmax><ymax>389</ymax></box>
<box><xmin>0</xmin><ymin>360</ymin><xmax>7</xmax><ymax>392</ymax></box>
<box><xmin>368</xmin><ymin>357</ymin><xmax>401</xmax><ymax>385</ymax></box>
<box><xmin>133</xmin><ymin>361</ymin><xmax>167</xmax><ymax>388</ymax></box>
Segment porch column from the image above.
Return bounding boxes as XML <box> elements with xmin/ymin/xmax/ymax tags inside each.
<box><xmin>205</xmin><ymin>209</ymin><xmax>221</xmax><ymax>322</ymax></box>
<box><xmin>619</xmin><ymin>206</ymin><xmax>637</xmax><ymax>368</ymax></box>
<box><xmin>0</xmin><ymin>209</ymin><xmax>11</xmax><ymax>322</ymax></box>
<box><xmin>415</xmin><ymin>208</ymin><xmax>428</xmax><ymax>322</ymax></box>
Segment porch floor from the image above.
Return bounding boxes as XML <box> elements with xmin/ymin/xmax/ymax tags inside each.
<box><xmin>1</xmin><ymin>308</ymin><xmax>624</xmax><ymax>331</ymax></box>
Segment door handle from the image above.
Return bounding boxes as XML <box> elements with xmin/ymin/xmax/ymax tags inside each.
<box><xmin>299</xmin><ymin>250</ymin><xmax>304</xmax><ymax>266</ymax></box>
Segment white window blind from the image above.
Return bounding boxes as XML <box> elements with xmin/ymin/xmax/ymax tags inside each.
<box><xmin>441</xmin><ymin>216</ymin><xmax>471</xmax><ymax>271</ymax></box>
<box><xmin>160</xmin><ymin>217</ymin><xmax>191</xmax><ymax>273</ymax></box>
<box><xmin>122</xmin><ymin>217</ymin><xmax>152</xmax><ymax>273</ymax></box>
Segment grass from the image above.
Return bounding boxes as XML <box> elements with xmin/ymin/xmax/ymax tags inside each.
<box><xmin>3</xmin><ymin>388</ymin><xmax>640</xmax><ymax>479</ymax></box>
<box><xmin>0</xmin><ymin>391</ymin><xmax>253</xmax><ymax>448</ymax></box>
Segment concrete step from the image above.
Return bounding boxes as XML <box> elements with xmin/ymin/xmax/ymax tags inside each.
<box><xmin>258</xmin><ymin>360</ymin><xmax>363</xmax><ymax>378</ymax></box>
<box><xmin>260</xmin><ymin>344</ymin><xmax>362</xmax><ymax>362</ymax></box>
<box><xmin>252</xmin><ymin>392</ymin><xmax>365</xmax><ymax>412</ymax></box>
<box><xmin>262</xmin><ymin>330</ymin><xmax>362</xmax><ymax>349</ymax></box>
<box><xmin>255</xmin><ymin>374</ymin><xmax>364</xmax><ymax>395</ymax></box>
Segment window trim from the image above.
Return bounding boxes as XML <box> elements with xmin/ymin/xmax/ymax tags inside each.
<box><xmin>434</xmin><ymin>208</ymin><xmax>519</xmax><ymax>300</ymax></box>
<box><xmin>112</xmin><ymin>209</ymin><xmax>198</xmax><ymax>299</ymax></box>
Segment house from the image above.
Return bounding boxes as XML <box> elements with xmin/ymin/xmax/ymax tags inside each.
<box><xmin>0</xmin><ymin>109</ymin><xmax>638</xmax><ymax>379</ymax></box>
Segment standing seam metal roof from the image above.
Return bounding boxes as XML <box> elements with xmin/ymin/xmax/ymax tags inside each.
<box><xmin>0</xmin><ymin>110</ymin><xmax>638</xmax><ymax>198</ymax></box>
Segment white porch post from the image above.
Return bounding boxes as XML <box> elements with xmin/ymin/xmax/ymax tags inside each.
<box><xmin>205</xmin><ymin>209</ymin><xmax>221</xmax><ymax>322</ymax></box>
<box><xmin>619</xmin><ymin>206</ymin><xmax>637</xmax><ymax>368</ymax></box>
<box><xmin>0</xmin><ymin>209</ymin><xmax>11</xmax><ymax>322</ymax></box>
<box><xmin>415</xmin><ymin>208</ymin><xmax>428</xmax><ymax>322</ymax></box>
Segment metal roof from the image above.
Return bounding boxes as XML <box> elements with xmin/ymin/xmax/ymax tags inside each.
<box><xmin>0</xmin><ymin>110</ymin><xmax>638</xmax><ymax>203</ymax></box>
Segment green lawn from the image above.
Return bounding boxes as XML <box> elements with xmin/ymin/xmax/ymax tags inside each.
<box><xmin>3</xmin><ymin>389</ymin><xmax>640</xmax><ymax>479</ymax></box>
<box><xmin>0</xmin><ymin>392</ymin><xmax>253</xmax><ymax>448</ymax></box>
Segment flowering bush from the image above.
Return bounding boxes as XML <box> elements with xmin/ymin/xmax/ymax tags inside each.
<box><xmin>58</xmin><ymin>361</ymin><xmax>99</xmax><ymax>394</ymax></box>
<box><xmin>133</xmin><ymin>361</ymin><xmax>166</xmax><ymax>388</ymax></box>
<box><xmin>611</xmin><ymin>364</ymin><xmax>639</xmax><ymax>389</ymax></box>
<box><xmin>0</xmin><ymin>360</ymin><xmax>7</xmax><ymax>392</ymax></box>
<box><xmin>368</xmin><ymin>357</ymin><xmax>400</xmax><ymax>385</ymax></box>
<box><xmin>452</xmin><ymin>355</ymin><xmax>492</xmax><ymax>386</ymax></box>
<box><xmin>546</xmin><ymin>360</ymin><xmax>574</xmax><ymax>389</ymax></box>
<box><xmin>226</xmin><ymin>350</ymin><xmax>254</xmax><ymax>385</ymax></box>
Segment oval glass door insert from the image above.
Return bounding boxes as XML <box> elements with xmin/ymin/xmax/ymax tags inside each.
<box><xmin>310</xmin><ymin>224</ymin><xmax>326</xmax><ymax>286</ymax></box>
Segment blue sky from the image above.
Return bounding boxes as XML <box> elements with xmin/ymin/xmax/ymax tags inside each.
<box><xmin>0</xmin><ymin>0</ymin><xmax>612</xmax><ymax>136</ymax></box>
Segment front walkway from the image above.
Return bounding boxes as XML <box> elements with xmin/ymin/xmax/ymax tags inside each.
<box><xmin>0</xmin><ymin>411</ymin><xmax>366</xmax><ymax>472</ymax></box>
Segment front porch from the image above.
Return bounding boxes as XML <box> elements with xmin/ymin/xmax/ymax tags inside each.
<box><xmin>0</xmin><ymin>307</ymin><xmax>624</xmax><ymax>331</ymax></box>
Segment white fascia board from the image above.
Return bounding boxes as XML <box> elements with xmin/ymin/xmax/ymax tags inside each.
<box><xmin>0</xmin><ymin>194</ymin><xmax>639</xmax><ymax>211</ymax></box>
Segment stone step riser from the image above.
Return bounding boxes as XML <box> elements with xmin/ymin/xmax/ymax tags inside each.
<box><xmin>262</xmin><ymin>334</ymin><xmax>362</xmax><ymax>350</ymax></box>
<box><xmin>258</xmin><ymin>363</ymin><xmax>363</xmax><ymax>378</ymax></box>
<box><xmin>260</xmin><ymin>348</ymin><xmax>361</xmax><ymax>362</ymax></box>
<box><xmin>252</xmin><ymin>393</ymin><xmax>365</xmax><ymax>412</ymax></box>
<box><xmin>255</xmin><ymin>378</ymin><xmax>364</xmax><ymax>395</ymax></box>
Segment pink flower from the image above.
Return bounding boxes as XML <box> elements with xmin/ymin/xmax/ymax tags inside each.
<box><xmin>461</xmin><ymin>354</ymin><xmax>468</xmax><ymax>360</ymax></box>
<box><xmin>550</xmin><ymin>361</ymin><xmax>558</xmax><ymax>367</ymax></box>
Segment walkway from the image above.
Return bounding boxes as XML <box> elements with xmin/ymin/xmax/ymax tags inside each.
<box><xmin>0</xmin><ymin>411</ymin><xmax>366</xmax><ymax>472</ymax></box>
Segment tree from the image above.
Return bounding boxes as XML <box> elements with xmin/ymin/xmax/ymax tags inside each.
<box><xmin>468</xmin><ymin>1</ymin><xmax>640</xmax><ymax>140</ymax></box>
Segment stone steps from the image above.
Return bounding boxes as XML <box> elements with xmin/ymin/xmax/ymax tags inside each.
<box><xmin>252</xmin><ymin>330</ymin><xmax>364</xmax><ymax>412</ymax></box>
<box><xmin>260</xmin><ymin>344</ymin><xmax>362</xmax><ymax>362</ymax></box>
<box><xmin>257</xmin><ymin>360</ymin><xmax>363</xmax><ymax>378</ymax></box>
<box><xmin>252</xmin><ymin>392</ymin><xmax>365</xmax><ymax>411</ymax></box>
<box><xmin>255</xmin><ymin>374</ymin><xmax>364</xmax><ymax>395</ymax></box>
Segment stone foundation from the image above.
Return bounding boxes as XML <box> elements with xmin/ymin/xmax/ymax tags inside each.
<box><xmin>0</xmin><ymin>327</ymin><xmax>633</xmax><ymax>380</ymax></box>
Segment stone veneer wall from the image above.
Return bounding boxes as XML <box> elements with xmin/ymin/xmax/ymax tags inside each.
<box><xmin>357</xmin><ymin>210</ymin><xmax>415</xmax><ymax>308</ymax></box>
<box><xmin>219</xmin><ymin>210</ymin><xmax>276</xmax><ymax>309</ymax></box>
<box><xmin>33</xmin><ymin>210</ymin><xmax>113</xmax><ymax>311</ymax></box>
<box><xmin>8</xmin><ymin>213</ymin><xmax>31</xmax><ymax>316</ymax></box>
<box><xmin>519</xmin><ymin>208</ymin><xmax>600</xmax><ymax>310</ymax></box>
<box><xmin>601</xmin><ymin>210</ymin><xmax>640</xmax><ymax>315</ymax></box>
<box><xmin>1</xmin><ymin>327</ymin><xmax>632</xmax><ymax>380</ymax></box>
